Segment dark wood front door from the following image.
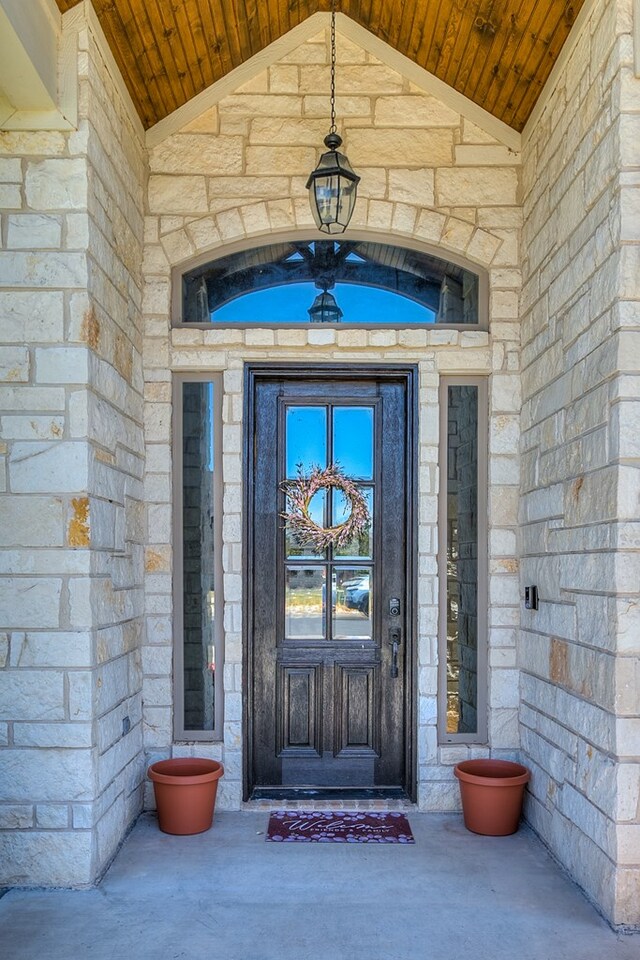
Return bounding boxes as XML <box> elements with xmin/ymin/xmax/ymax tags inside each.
<box><xmin>245</xmin><ymin>366</ymin><xmax>415</xmax><ymax>799</ymax></box>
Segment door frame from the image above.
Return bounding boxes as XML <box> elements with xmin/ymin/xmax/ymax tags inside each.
<box><xmin>243</xmin><ymin>362</ymin><xmax>418</xmax><ymax>801</ymax></box>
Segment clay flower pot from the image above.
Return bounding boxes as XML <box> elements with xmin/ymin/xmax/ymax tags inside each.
<box><xmin>454</xmin><ymin>759</ymin><xmax>530</xmax><ymax>836</ymax></box>
<box><xmin>148</xmin><ymin>758</ymin><xmax>224</xmax><ymax>835</ymax></box>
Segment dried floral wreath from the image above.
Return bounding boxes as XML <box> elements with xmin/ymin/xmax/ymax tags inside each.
<box><xmin>281</xmin><ymin>463</ymin><xmax>370</xmax><ymax>551</ymax></box>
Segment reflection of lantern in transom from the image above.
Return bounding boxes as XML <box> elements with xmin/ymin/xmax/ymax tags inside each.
<box><xmin>307</xmin><ymin>286</ymin><xmax>343</xmax><ymax>324</ymax></box>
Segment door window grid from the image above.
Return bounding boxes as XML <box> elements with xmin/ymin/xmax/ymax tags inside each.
<box><xmin>283</xmin><ymin>403</ymin><xmax>375</xmax><ymax>643</ymax></box>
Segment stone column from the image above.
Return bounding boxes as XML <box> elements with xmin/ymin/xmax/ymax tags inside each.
<box><xmin>0</xmin><ymin>13</ymin><xmax>145</xmax><ymax>886</ymax></box>
<box><xmin>520</xmin><ymin>0</ymin><xmax>640</xmax><ymax>928</ymax></box>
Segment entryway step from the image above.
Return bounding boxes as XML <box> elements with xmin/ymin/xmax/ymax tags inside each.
<box><xmin>242</xmin><ymin>798</ymin><xmax>417</xmax><ymax>812</ymax></box>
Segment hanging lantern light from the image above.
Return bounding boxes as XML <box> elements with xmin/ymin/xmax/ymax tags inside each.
<box><xmin>306</xmin><ymin>1</ymin><xmax>360</xmax><ymax>234</ymax></box>
<box><xmin>308</xmin><ymin>286</ymin><xmax>343</xmax><ymax>324</ymax></box>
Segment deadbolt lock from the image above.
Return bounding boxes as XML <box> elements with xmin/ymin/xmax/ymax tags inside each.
<box><xmin>389</xmin><ymin>597</ymin><xmax>401</xmax><ymax>616</ymax></box>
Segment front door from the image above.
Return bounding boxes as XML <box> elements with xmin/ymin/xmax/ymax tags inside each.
<box><xmin>246</xmin><ymin>366</ymin><xmax>415</xmax><ymax>799</ymax></box>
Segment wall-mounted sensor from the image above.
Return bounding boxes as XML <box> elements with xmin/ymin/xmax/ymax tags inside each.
<box><xmin>524</xmin><ymin>586</ymin><xmax>538</xmax><ymax>610</ymax></box>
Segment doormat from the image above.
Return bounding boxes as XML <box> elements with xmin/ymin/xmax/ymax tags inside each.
<box><xmin>265</xmin><ymin>811</ymin><xmax>415</xmax><ymax>843</ymax></box>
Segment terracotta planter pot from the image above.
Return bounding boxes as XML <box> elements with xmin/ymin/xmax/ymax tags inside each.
<box><xmin>148</xmin><ymin>758</ymin><xmax>224</xmax><ymax>835</ymax></box>
<box><xmin>454</xmin><ymin>759</ymin><xmax>530</xmax><ymax>836</ymax></box>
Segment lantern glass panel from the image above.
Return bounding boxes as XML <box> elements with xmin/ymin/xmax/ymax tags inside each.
<box><xmin>311</xmin><ymin>175</ymin><xmax>339</xmax><ymax>230</ymax></box>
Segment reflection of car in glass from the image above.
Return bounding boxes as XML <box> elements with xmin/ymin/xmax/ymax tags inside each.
<box><xmin>342</xmin><ymin>577</ymin><xmax>370</xmax><ymax>616</ymax></box>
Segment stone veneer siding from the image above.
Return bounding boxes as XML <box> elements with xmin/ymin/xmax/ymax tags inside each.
<box><xmin>0</xmin><ymin>3</ymin><xmax>635</xmax><ymax>930</ymax></box>
<box><xmin>0</xmin><ymin>13</ymin><xmax>145</xmax><ymax>885</ymax></box>
<box><xmin>141</xmin><ymin>28</ymin><xmax>523</xmax><ymax>813</ymax></box>
<box><xmin>520</xmin><ymin>0</ymin><xmax>640</xmax><ymax>928</ymax></box>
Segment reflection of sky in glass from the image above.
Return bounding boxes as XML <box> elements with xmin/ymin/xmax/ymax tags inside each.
<box><xmin>212</xmin><ymin>282</ymin><xmax>436</xmax><ymax>325</ymax></box>
<box><xmin>286</xmin><ymin>407</ymin><xmax>327</xmax><ymax>476</ymax></box>
<box><xmin>333</xmin><ymin>407</ymin><xmax>373</xmax><ymax>478</ymax></box>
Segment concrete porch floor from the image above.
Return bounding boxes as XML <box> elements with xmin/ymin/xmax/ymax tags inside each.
<box><xmin>1</xmin><ymin>812</ymin><xmax>638</xmax><ymax>960</ymax></box>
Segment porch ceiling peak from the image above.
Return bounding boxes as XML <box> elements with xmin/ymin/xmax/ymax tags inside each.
<box><xmin>146</xmin><ymin>12</ymin><xmax>520</xmax><ymax>152</ymax></box>
<box><xmin>55</xmin><ymin>0</ymin><xmax>589</xmax><ymax>139</ymax></box>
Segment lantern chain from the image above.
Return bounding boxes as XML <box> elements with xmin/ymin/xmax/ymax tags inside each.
<box><xmin>330</xmin><ymin>0</ymin><xmax>337</xmax><ymax>135</ymax></box>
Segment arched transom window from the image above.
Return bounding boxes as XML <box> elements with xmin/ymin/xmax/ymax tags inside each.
<box><xmin>180</xmin><ymin>239</ymin><xmax>483</xmax><ymax>327</ymax></box>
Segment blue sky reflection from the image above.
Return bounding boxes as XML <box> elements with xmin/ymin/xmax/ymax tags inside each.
<box><xmin>213</xmin><ymin>282</ymin><xmax>436</xmax><ymax>325</ymax></box>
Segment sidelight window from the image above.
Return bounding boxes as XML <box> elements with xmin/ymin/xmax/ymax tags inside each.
<box><xmin>173</xmin><ymin>375</ymin><xmax>224</xmax><ymax>740</ymax></box>
<box><xmin>438</xmin><ymin>378</ymin><xmax>488</xmax><ymax>743</ymax></box>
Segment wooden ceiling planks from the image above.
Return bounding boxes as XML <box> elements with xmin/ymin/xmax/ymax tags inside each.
<box><xmin>213</xmin><ymin>0</ymin><xmax>249</xmax><ymax>73</ymax></box>
<box><xmin>55</xmin><ymin>0</ymin><xmax>586</xmax><ymax>131</ymax></box>
<box><xmin>198</xmin><ymin>0</ymin><xmax>232</xmax><ymax>78</ymax></box>
<box><xmin>95</xmin><ymin>0</ymin><xmax>161</xmax><ymax>125</ymax></box>
<box><xmin>438</xmin><ymin>0</ymin><xmax>486</xmax><ymax>91</ymax></box>
<box><xmin>377</xmin><ymin>0</ymin><xmax>397</xmax><ymax>48</ymax></box>
<box><xmin>447</xmin><ymin>0</ymin><xmax>501</xmax><ymax>96</ymax></box>
<box><xmin>467</xmin><ymin>0</ymin><xmax>535</xmax><ymax>109</ymax></box>
<box><xmin>502</xmin><ymin>2</ymin><xmax>578</xmax><ymax>127</ymax></box>
<box><xmin>142</xmin><ymin>0</ymin><xmax>193</xmax><ymax>113</ymax></box>
<box><xmin>393</xmin><ymin>0</ymin><xmax>423</xmax><ymax>56</ymax></box>
<box><xmin>462</xmin><ymin>0</ymin><xmax>536</xmax><ymax>119</ymax></box>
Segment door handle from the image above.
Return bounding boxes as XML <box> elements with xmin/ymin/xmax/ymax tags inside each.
<box><xmin>389</xmin><ymin>627</ymin><xmax>401</xmax><ymax>678</ymax></box>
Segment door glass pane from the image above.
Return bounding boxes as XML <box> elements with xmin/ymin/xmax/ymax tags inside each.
<box><xmin>446</xmin><ymin>385</ymin><xmax>478</xmax><ymax>735</ymax></box>
<box><xmin>286</xmin><ymin>406</ymin><xmax>327</xmax><ymax>477</ymax></box>
<box><xmin>333</xmin><ymin>486</ymin><xmax>373</xmax><ymax>559</ymax></box>
<box><xmin>286</xmin><ymin>490</ymin><xmax>326</xmax><ymax>559</ymax></box>
<box><xmin>182</xmin><ymin>381</ymin><xmax>217</xmax><ymax>732</ymax></box>
<box><xmin>333</xmin><ymin>407</ymin><xmax>373</xmax><ymax>479</ymax></box>
<box><xmin>333</xmin><ymin>568</ymin><xmax>372</xmax><ymax>639</ymax></box>
<box><xmin>285</xmin><ymin>566</ymin><xmax>326</xmax><ymax>639</ymax></box>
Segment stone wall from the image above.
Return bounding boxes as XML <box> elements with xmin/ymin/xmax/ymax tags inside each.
<box><xmin>0</xmin><ymin>2</ymin><xmax>634</xmax><ymax>926</ymax></box>
<box><xmin>83</xmin><ymin>22</ymin><xmax>146</xmax><ymax>876</ymax></box>
<box><xmin>141</xmin><ymin>28</ymin><xmax>523</xmax><ymax>812</ymax></box>
<box><xmin>519</xmin><ymin>0</ymin><xmax>640</xmax><ymax>927</ymax></box>
<box><xmin>0</xmin><ymin>12</ymin><xmax>145</xmax><ymax>885</ymax></box>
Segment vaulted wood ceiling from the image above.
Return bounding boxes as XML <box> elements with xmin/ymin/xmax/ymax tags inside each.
<box><xmin>56</xmin><ymin>0</ymin><xmax>585</xmax><ymax>132</ymax></box>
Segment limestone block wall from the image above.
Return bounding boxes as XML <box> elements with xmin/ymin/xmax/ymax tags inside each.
<box><xmin>141</xmin><ymin>28</ymin><xmax>523</xmax><ymax>812</ymax></box>
<box><xmin>82</xmin><ymin>23</ymin><xmax>146</xmax><ymax>874</ymax></box>
<box><xmin>0</xmin><ymin>12</ymin><xmax>145</xmax><ymax>886</ymax></box>
<box><xmin>520</xmin><ymin>0</ymin><xmax>640</xmax><ymax>927</ymax></box>
<box><xmin>0</xmin><ymin>115</ymin><xmax>94</xmax><ymax>883</ymax></box>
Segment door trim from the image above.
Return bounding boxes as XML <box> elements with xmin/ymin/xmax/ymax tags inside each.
<box><xmin>243</xmin><ymin>363</ymin><xmax>418</xmax><ymax>802</ymax></box>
